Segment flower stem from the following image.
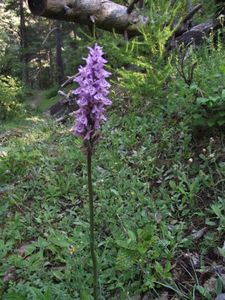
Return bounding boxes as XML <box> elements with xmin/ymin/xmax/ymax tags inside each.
<box><xmin>87</xmin><ymin>148</ymin><xmax>98</xmax><ymax>299</ymax></box>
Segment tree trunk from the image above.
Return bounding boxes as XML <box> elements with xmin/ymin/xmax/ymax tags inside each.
<box><xmin>188</xmin><ymin>0</ymin><xmax>193</xmax><ymax>12</ymax></box>
<box><xmin>55</xmin><ymin>20</ymin><xmax>64</xmax><ymax>84</ymax></box>
<box><xmin>49</xmin><ymin>48</ymin><xmax>54</xmax><ymax>85</ymax></box>
<box><xmin>28</xmin><ymin>0</ymin><xmax>148</xmax><ymax>36</ymax></box>
<box><xmin>19</xmin><ymin>0</ymin><xmax>29</xmax><ymax>84</ymax></box>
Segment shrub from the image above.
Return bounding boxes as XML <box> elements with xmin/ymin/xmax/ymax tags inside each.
<box><xmin>0</xmin><ymin>75</ymin><xmax>25</xmax><ymax>120</ymax></box>
<box><xmin>100</xmin><ymin>0</ymin><xmax>186</xmax><ymax>110</ymax></box>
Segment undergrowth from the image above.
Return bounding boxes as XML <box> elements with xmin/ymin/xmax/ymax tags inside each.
<box><xmin>1</xmin><ymin>87</ymin><xmax>225</xmax><ymax>299</ymax></box>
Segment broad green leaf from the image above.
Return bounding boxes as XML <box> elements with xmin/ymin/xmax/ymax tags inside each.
<box><xmin>127</xmin><ymin>230</ymin><xmax>136</xmax><ymax>242</ymax></box>
<box><xmin>195</xmin><ymin>285</ymin><xmax>212</xmax><ymax>300</ymax></box>
<box><xmin>222</xmin><ymin>89</ymin><xmax>225</xmax><ymax>100</ymax></box>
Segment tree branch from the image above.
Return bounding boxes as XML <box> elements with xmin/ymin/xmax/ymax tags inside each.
<box><xmin>182</xmin><ymin>4</ymin><xmax>202</xmax><ymax>24</ymax></box>
<box><xmin>42</xmin><ymin>27</ymin><xmax>57</xmax><ymax>44</ymax></box>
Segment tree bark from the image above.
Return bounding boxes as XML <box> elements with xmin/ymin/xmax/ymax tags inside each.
<box><xmin>28</xmin><ymin>0</ymin><xmax>148</xmax><ymax>36</ymax></box>
<box><xmin>55</xmin><ymin>20</ymin><xmax>64</xmax><ymax>84</ymax></box>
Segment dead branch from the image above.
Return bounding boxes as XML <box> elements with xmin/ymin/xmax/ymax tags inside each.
<box><xmin>28</xmin><ymin>0</ymin><xmax>148</xmax><ymax>36</ymax></box>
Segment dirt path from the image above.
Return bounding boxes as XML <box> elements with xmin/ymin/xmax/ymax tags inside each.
<box><xmin>29</xmin><ymin>91</ymin><xmax>45</xmax><ymax>109</ymax></box>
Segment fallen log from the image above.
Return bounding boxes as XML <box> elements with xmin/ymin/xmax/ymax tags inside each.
<box><xmin>49</xmin><ymin>92</ymin><xmax>77</xmax><ymax>117</ymax></box>
<box><xmin>174</xmin><ymin>19</ymin><xmax>223</xmax><ymax>47</ymax></box>
<box><xmin>49</xmin><ymin>78</ymin><xmax>78</xmax><ymax>119</ymax></box>
<box><xmin>28</xmin><ymin>0</ymin><xmax>148</xmax><ymax>36</ymax></box>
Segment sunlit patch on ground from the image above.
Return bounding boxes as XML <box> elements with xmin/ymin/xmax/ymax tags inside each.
<box><xmin>25</xmin><ymin>116</ymin><xmax>45</xmax><ymax>123</ymax></box>
<box><xmin>0</xmin><ymin>149</ymin><xmax>7</xmax><ymax>157</ymax></box>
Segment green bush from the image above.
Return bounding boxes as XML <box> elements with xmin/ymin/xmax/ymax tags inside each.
<box><xmin>99</xmin><ymin>0</ymin><xmax>187</xmax><ymax>110</ymax></box>
<box><xmin>0</xmin><ymin>75</ymin><xmax>25</xmax><ymax>120</ymax></box>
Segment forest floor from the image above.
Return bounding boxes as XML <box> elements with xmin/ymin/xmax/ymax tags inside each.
<box><xmin>28</xmin><ymin>91</ymin><xmax>43</xmax><ymax>109</ymax></box>
<box><xmin>1</xmin><ymin>87</ymin><xmax>225</xmax><ymax>299</ymax></box>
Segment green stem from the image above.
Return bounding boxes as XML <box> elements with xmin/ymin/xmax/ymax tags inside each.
<box><xmin>87</xmin><ymin>148</ymin><xmax>98</xmax><ymax>299</ymax></box>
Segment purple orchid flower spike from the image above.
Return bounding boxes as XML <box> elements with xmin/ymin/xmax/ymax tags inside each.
<box><xmin>71</xmin><ymin>44</ymin><xmax>112</xmax><ymax>143</ymax></box>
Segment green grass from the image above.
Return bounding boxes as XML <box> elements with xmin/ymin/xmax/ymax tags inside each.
<box><xmin>37</xmin><ymin>88</ymin><xmax>59</xmax><ymax>112</ymax></box>
<box><xmin>36</xmin><ymin>86</ymin><xmax>72</xmax><ymax>113</ymax></box>
<box><xmin>0</xmin><ymin>114</ymin><xmax>45</xmax><ymax>133</ymax></box>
